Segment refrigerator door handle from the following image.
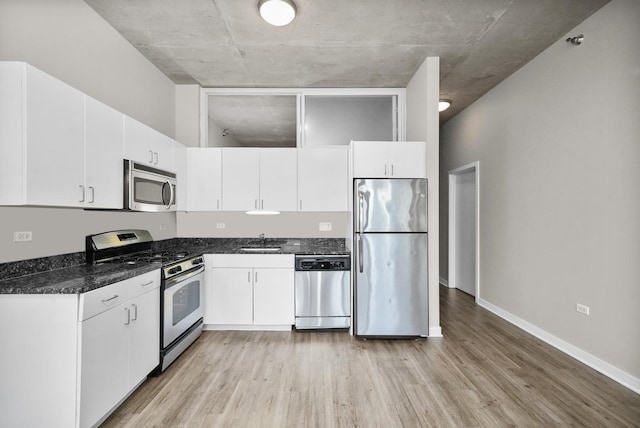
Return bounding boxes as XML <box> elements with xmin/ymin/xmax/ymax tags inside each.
<box><xmin>358</xmin><ymin>234</ymin><xmax>363</xmax><ymax>273</ymax></box>
<box><xmin>358</xmin><ymin>192</ymin><xmax>364</xmax><ymax>233</ymax></box>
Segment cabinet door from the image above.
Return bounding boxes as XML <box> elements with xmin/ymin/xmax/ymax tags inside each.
<box><xmin>186</xmin><ymin>148</ymin><xmax>222</xmax><ymax>211</ymax></box>
<box><xmin>84</xmin><ymin>96</ymin><xmax>124</xmax><ymax>209</ymax></box>
<box><xmin>259</xmin><ymin>148</ymin><xmax>297</xmax><ymax>211</ymax></box>
<box><xmin>221</xmin><ymin>148</ymin><xmax>260</xmax><ymax>211</ymax></box>
<box><xmin>297</xmin><ymin>147</ymin><xmax>348</xmax><ymax>211</ymax></box>
<box><xmin>208</xmin><ymin>268</ymin><xmax>253</xmax><ymax>324</ymax></box>
<box><xmin>124</xmin><ymin>115</ymin><xmax>153</xmax><ymax>165</ymax></box>
<box><xmin>253</xmin><ymin>268</ymin><xmax>294</xmax><ymax>325</ymax></box>
<box><xmin>388</xmin><ymin>142</ymin><xmax>427</xmax><ymax>178</ymax></box>
<box><xmin>352</xmin><ymin>141</ymin><xmax>388</xmax><ymax>178</ymax></box>
<box><xmin>151</xmin><ymin>129</ymin><xmax>173</xmax><ymax>171</ymax></box>
<box><xmin>128</xmin><ymin>288</ymin><xmax>160</xmax><ymax>389</ymax></box>
<box><xmin>79</xmin><ymin>305</ymin><xmax>129</xmax><ymax>428</ymax></box>
<box><xmin>25</xmin><ymin>65</ymin><xmax>84</xmax><ymax>207</ymax></box>
<box><xmin>173</xmin><ymin>141</ymin><xmax>188</xmax><ymax>211</ymax></box>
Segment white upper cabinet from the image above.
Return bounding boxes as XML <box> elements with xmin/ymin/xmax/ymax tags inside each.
<box><xmin>221</xmin><ymin>148</ymin><xmax>297</xmax><ymax>212</ymax></box>
<box><xmin>0</xmin><ymin>62</ymin><xmax>85</xmax><ymax>207</ymax></box>
<box><xmin>84</xmin><ymin>96</ymin><xmax>124</xmax><ymax>209</ymax></box>
<box><xmin>352</xmin><ymin>141</ymin><xmax>427</xmax><ymax>178</ymax></box>
<box><xmin>222</xmin><ymin>148</ymin><xmax>260</xmax><ymax>211</ymax></box>
<box><xmin>186</xmin><ymin>148</ymin><xmax>222</xmax><ymax>211</ymax></box>
<box><xmin>172</xmin><ymin>141</ymin><xmax>187</xmax><ymax>211</ymax></box>
<box><xmin>150</xmin><ymin>128</ymin><xmax>174</xmax><ymax>171</ymax></box>
<box><xmin>124</xmin><ymin>116</ymin><xmax>173</xmax><ymax>171</ymax></box>
<box><xmin>297</xmin><ymin>147</ymin><xmax>349</xmax><ymax>211</ymax></box>
<box><xmin>259</xmin><ymin>148</ymin><xmax>297</xmax><ymax>212</ymax></box>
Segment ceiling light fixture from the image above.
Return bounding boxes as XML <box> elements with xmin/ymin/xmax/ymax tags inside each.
<box><xmin>258</xmin><ymin>0</ymin><xmax>297</xmax><ymax>27</ymax></box>
<box><xmin>439</xmin><ymin>100</ymin><xmax>451</xmax><ymax>112</ymax></box>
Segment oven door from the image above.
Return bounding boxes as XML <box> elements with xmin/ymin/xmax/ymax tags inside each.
<box><xmin>163</xmin><ymin>265</ymin><xmax>204</xmax><ymax>348</ymax></box>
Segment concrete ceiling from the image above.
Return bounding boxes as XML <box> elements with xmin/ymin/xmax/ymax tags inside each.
<box><xmin>85</xmin><ymin>0</ymin><xmax>609</xmax><ymax>133</ymax></box>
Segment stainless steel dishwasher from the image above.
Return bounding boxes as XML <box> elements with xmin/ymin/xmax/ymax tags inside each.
<box><xmin>295</xmin><ymin>255</ymin><xmax>351</xmax><ymax>329</ymax></box>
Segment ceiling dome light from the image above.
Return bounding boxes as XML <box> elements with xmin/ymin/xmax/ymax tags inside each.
<box><xmin>258</xmin><ymin>0</ymin><xmax>297</xmax><ymax>27</ymax></box>
<box><xmin>439</xmin><ymin>100</ymin><xmax>451</xmax><ymax>112</ymax></box>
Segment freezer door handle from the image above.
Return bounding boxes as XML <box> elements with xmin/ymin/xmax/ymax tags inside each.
<box><xmin>358</xmin><ymin>234</ymin><xmax>363</xmax><ymax>273</ymax></box>
<box><xmin>358</xmin><ymin>192</ymin><xmax>364</xmax><ymax>233</ymax></box>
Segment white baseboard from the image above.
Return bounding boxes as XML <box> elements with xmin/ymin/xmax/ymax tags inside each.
<box><xmin>439</xmin><ymin>277</ymin><xmax>449</xmax><ymax>287</ymax></box>
<box><xmin>477</xmin><ymin>298</ymin><xmax>640</xmax><ymax>395</ymax></box>
<box><xmin>204</xmin><ymin>324</ymin><xmax>292</xmax><ymax>332</ymax></box>
<box><xmin>429</xmin><ymin>326</ymin><xmax>443</xmax><ymax>338</ymax></box>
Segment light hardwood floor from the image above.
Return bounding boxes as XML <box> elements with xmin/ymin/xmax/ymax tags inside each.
<box><xmin>103</xmin><ymin>287</ymin><xmax>640</xmax><ymax>427</ymax></box>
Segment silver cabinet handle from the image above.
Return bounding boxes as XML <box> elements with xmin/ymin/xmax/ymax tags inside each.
<box><xmin>154</xmin><ymin>152</ymin><xmax>159</xmax><ymax>165</ymax></box>
<box><xmin>148</xmin><ymin>150</ymin><xmax>154</xmax><ymax>163</ymax></box>
<box><xmin>79</xmin><ymin>185</ymin><xmax>85</xmax><ymax>203</ymax></box>
<box><xmin>101</xmin><ymin>294</ymin><xmax>118</xmax><ymax>303</ymax></box>
<box><xmin>248</xmin><ymin>271</ymin><xmax>251</xmax><ymax>282</ymax></box>
<box><xmin>255</xmin><ymin>271</ymin><xmax>258</xmax><ymax>283</ymax></box>
<box><xmin>141</xmin><ymin>280</ymin><xmax>154</xmax><ymax>287</ymax></box>
<box><xmin>131</xmin><ymin>304</ymin><xmax>138</xmax><ymax>321</ymax></box>
<box><xmin>358</xmin><ymin>234</ymin><xmax>363</xmax><ymax>273</ymax></box>
<box><xmin>261</xmin><ymin>199</ymin><xmax>264</xmax><ymax>210</ymax></box>
<box><xmin>384</xmin><ymin>164</ymin><xmax>388</xmax><ymax>176</ymax></box>
<box><xmin>390</xmin><ymin>164</ymin><xmax>394</xmax><ymax>176</ymax></box>
<box><xmin>124</xmin><ymin>307</ymin><xmax>131</xmax><ymax>325</ymax></box>
<box><xmin>254</xmin><ymin>199</ymin><xmax>258</xmax><ymax>209</ymax></box>
<box><xmin>217</xmin><ymin>199</ymin><xmax>220</xmax><ymax>210</ymax></box>
<box><xmin>88</xmin><ymin>186</ymin><xmax>95</xmax><ymax>203</ymax></box>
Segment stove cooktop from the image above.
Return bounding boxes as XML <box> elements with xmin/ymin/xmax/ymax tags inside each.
<box><xmin>95</xmin><ymin>250</ymin><xmax>191</xmax><ymax>266</ymax></box>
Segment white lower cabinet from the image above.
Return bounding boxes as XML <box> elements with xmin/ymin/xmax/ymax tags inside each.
<box><xmin>204</xmin><ymin>254</ymin><xmax>294</xmax><ymax>329</ymax></box>
<box><xmin>78</xmin><ymin>271</ymin><xmax>160</xmax><ymax>427</ymax></box>
<box><xmin>78</xmin><ymin>300</ymin><xmax>129</xmax><ymax>428</ymax></box>
<box><xmin>0</xmin><ymin>270</ymin><xmax>160</xmax><ymax>428</ymax></box>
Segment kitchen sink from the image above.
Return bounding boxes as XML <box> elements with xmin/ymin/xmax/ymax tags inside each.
<box><xmin>239</xmin><ymin>247</ymin><xmax>281</xmax><ymax>252</ymax></box>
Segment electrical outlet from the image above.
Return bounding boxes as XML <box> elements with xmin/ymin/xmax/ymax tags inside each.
<box><xmin>216</xmin><ymin>223</ymin><xmax>226</xmax><ymax>229</ymax></box>
<box><xmin>319</xmin><ymin>222</ymin><xmax>332</xmax><ymax>231</ymax></box>
<box><xmin>576</xmin><ymin>303</ymin><xmax>590</xmax><ymax>316</ymax></box>
<box><xmin>13</xmin><ymin>231</ymin><xmax>32</xmax><ymax>242</ymax></box>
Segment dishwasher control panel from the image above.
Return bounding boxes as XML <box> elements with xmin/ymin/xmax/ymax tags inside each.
<box><xmin>295</xmin><ymin>256</ymin><xmax>350</xmax><ymax>271</ymax></box>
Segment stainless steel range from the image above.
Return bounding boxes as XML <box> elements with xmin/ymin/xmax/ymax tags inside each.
<box><xmin>86</xmin><ymin>229</ymin><xmax>204</xmax><ymax>373</ymax></box>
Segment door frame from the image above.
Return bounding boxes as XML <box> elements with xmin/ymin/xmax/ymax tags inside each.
<box><xmin>448</xmin><ymin>161</ymin><xmax>480</xmax><ymax>300</ymax></box>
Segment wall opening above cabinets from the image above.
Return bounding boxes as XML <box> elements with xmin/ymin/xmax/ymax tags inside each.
<box><xmin>207</xmin><ymin>94</ymin><xmax>298</xmax><ymax>148</ymax></box>
<box><xmin>201</xmin><ymin>88</ymin><xmax>405</xmax><ymax>149</ymax></box>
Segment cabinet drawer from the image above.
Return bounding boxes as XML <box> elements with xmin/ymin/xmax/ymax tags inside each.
<box><xmin>79</xmin><ymin>270</ymin><xmax>160</xmax><ymax>321</ymax></box>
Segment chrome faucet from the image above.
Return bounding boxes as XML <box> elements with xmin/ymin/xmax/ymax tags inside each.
<box><xmin>259</xmin><ymin>233</ymin><xmax>266</xmax><ymax>246</ymax></box>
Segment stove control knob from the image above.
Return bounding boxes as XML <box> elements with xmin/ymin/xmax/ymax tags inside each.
<box><xmin>169</xmin><ymin>266</ymin><xmax>182</xmax><ymax>275</ymax></box>
<box><xmin>192</xmin><ymin>257</ymin><xmax>204</xmax><ymax>265</ymax></box>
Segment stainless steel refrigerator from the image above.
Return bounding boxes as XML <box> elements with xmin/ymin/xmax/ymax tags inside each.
<box><xmin>354</xmin><ymin>178</ymin><xmax>428</xmax><ymax>338</ymax></box>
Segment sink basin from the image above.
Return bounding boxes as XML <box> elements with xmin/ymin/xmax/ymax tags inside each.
<box><xmin>240</xmin><ymin>247</ymin><xmax>281</xmax><ymax>252</ymax></box>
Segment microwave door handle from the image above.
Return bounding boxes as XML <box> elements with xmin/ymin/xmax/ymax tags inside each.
<box><xmin>164</xmin><ymin>180</ymin><xmax>174</xmax><ymax>209</ymax></box>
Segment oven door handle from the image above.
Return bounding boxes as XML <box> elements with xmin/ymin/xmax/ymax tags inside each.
<box><xmin>164</xmin><ymin>265</ymin><xmax>205</xmax><ymax>290</ymax></box>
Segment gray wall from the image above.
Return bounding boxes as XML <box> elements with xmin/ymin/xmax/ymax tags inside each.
<box><xmin>440</xmin><ymin>0</ymin><xmax>639</xmax><ymax>381</ymax></box>
<box><xmin>0</xmin><ymin>0</ymin><xmax>177</xmax><ymax>262</ymax></box>
<box><xmin>406</xmin><ymin>57</ymin><xmax>441</xmax><ymax>335</ymax></box>
<box><xmin>177</xmin><ymin>212</ymin><xmax>349</xmax><ymax>239</ymax></box>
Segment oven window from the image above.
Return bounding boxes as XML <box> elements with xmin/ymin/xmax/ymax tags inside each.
<box><xmin>172</xmin><ymin>280</ymin><xmax>200</xmax><ymax>326</ymax></box>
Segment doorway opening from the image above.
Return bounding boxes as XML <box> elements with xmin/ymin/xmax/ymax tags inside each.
<box><xmin>448</xmin><ymin>162</ymin><xmax>479</xmax><ymax>299</ymax></box>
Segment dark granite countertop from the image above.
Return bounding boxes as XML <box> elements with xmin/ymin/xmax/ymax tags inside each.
<box><xmin>0</xmin><ymin>238</ymin><xmax>349</xmax><ymax>295</ymax></box>
<box><xmin>158</xmin><ymin>238</ymin><xmax>350</xmax><ymax>257</ymax></box>
<box><xmin>0</xmin><ymin>262</ymin><xmax>162</xmax><ymax>295</ymax></box>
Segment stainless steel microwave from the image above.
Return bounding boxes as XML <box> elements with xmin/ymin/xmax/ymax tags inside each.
<box><xmin>124</xmin><ymin>160</ymin><xmax>177</xmax><ymax>212</ymax></box>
